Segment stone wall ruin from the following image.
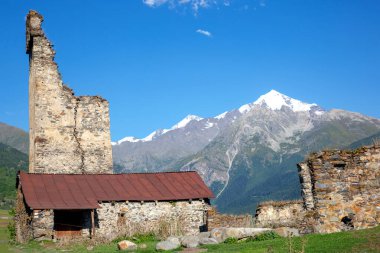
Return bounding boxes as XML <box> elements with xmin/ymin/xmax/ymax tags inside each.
<box><xmin>255</xmin><ymin>145</ymin><xmax>380</xmax><ymax>234</ymax></box>
<box><xmin>27</xmin><ymin>11</ymin><xmax>112</xmax><ymax>174</ymax></box>
<box><xmin>254</xmin><ymin>200</ymin><xmax>304</xmax><ymax>229</ymax></box>
<box><xmin>207</xmin><ymin>207</ymin><xmax>253</xmax><ymax>231</ymax></box>
<box><xmin>298</xmin><ymin>145</ymin><xmax>380</xmax><ymax>233</ymax></box>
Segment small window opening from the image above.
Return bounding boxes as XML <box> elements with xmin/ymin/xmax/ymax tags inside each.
<box><xmin>341</xmin><ymin>215</ymin><xmax>354</xmax><ymax>230</ymax></box>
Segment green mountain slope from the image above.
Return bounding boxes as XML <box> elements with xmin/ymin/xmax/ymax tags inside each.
<box><xmin>0</xmin><ymin>142</ymin><xmax>28</xmax><ymax>209</ymax></box>
<box><xmin>347</xmin><ymin>131</ymin><xmax>380</xmax><ymax>149</ymax></box>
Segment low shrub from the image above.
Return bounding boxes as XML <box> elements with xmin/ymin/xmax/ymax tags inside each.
<box><xmin>7</xmin><ymin>208</ymin><xmax>16</xmax><ymax>244</ymax></box>
<box><xmin>131</xmin><ymin>233</ymin><xmax>156</xmax><ymax>243</ymax></box>
<box><xmin>224</xmin><ymin>237</ymin><xmax>238</xmax><ymax>244</ymax></box>
<box><xmin>246</xmin><ymin>231</ymin><xmax>280</xmax><ymax>242</ymax></box>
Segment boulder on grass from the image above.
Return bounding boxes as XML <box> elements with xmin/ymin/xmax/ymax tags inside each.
<box><xmin>275</xmin><ymin>227</ymin><xmax>300</xmax><ymax>237</ymax></box>
<box><xmin>166</xmin><ymin>236</ymin><xmax>181</xmax><ymax>247</ymax></box>
<box><xmin>156</xmin><ymin>241</ymin><xmax>179</xmax><ymax>251</ymax></box>
<box><xmin>210</xmin><ymin>228</ymin><xmax>224</xmax><ymax>243</ymax></box>
<box><xmin>198</xmin><ymin>232</ymin><xmax>211</xmax><ymax>240</ymax></box>
<box><xmin>181</xmin><ymin>235</ymin><xmax>200</xmax><ymax>248</ymax></box>
<box><xmin>117</xmin><ymin>240</ymin><xmax>137</xmax><ymax>251</ymax></box>
<box><xmin>199</xmin><ymin>237</ymin><xmax>219</xmax><ymax>245</ymax></box>
<box><xmin>211</xmin><ymin>227</ymin><xmax>273</xmax><ymax>242</ymax></box>
<box><xmin>223</xmin><ymin>228</ymin><xmax>244</xmax><ymax>239</ymax></box>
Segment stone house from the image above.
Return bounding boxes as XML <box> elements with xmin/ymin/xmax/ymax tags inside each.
<box><xmin>15</xmin><ymin>10</ymin><xmax>214</xmax><ymax>243</ymax></box>
<box><xmin>16</xmin><ymin>171</ymin><xmax>213</xmax><ymax>242</ymax></box>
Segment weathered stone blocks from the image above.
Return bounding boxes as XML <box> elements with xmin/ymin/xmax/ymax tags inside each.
<box><xmin>27</xmin><ymin>10</ymin><xmax>112</xmax><ymax>174</ymax></box>
<box><xmin>300</xmin><ymin>145</ymin><xmax>380</xmax><ymax>233</ymax></box>
<box><xmin>254</xmin><ymin>145</ymin><xmax>380</xmax><ymax>235</ymax></box>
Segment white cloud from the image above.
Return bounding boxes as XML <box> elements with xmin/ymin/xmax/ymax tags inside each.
<box><xmin>196</xmin><ymin>29</ymin><xmax>212</xmax><ymax>37</ymax></box>
<box><xmin>143</xmin><ymin>0</ymin><xmax>169</xmax><ymax>7</ymax></box>
<box><xmin>143</xmin><ymin>0</ymin><xmax>218</xmax><ymax>13</ymax></box>
<box><xmin>142</xmin><ymin>0</ymin><xmax>267</xmax><ymax>14</ymax></box>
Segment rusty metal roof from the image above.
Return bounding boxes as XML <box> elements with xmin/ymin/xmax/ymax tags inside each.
<box><xmin>19</xmin><ymin>171</ymin><xmax>214</xmax><ymax>210</ymax></box>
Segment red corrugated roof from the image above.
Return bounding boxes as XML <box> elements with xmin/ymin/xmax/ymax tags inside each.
<box><xmin>19</xmin><ymin>171</ymin><xmax>214</xmax><ymax>210</ymax></box>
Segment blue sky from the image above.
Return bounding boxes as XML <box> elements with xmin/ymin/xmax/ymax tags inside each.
<box><xmin>1</xmin><ymin>0</ymin><xmax>380</xmax><ymax>141</ymax></box>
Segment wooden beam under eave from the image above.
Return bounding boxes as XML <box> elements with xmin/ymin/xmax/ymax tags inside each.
<box><xmin>91</xmin><ymin>209</ymin><xmax>95</xmax><ymax>239</ymax></box>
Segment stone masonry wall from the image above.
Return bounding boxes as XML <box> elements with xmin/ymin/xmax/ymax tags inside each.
<box><xmin>31</xmin><ymin>209</ymin><xmax>54</xmax><ymax>240</ymax></box>
<box><xmin>298</xmin><ymin>145</ymin><xmax>380</xmax><ymax>233</ymax></box>
<box><xmin>207</xmin><ymin>207</ymin><xmax>253</xmax><ymax>231</ymax></box>
<box><xmin>94</xmin><ymin>200</ymin><xmax>210</xmax><ymax>240</ymax></box>
<box><xmin>254</xmin><ymin>201</ymin><xmax>305</xmax><ymax>229</ymax></box>
<box><xmin>253</xmin><ymin>145</ymin><xmax>379</xmax><ymax>234</ymax></box>
<box><xmin>25</xmin><ymin>200</ymin><xmax>209</xmax><ymax>241</ymax></box>
<box><xmin>26</xmin><ymin>11</ymin><xmax>112</xmax><ymax>174</ymax></box>
<box><xmin>15</xmin><ymin>186</ymin><xmax>33</xmax><ymax>243</ymax></box>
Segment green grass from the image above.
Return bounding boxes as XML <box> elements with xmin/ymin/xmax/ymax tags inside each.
<box><xmin>201</xmin><ymin>227</ymin><xmax>380</xmax><ymax>253</ymax></box>
<box><xmin>0</xmin><ymin>209</ymin><xmax>12</xmax><ymax>253</ymax></box>
<box><xmin>0</xmin><ymin>222</ymin><xmax>379</xmax><ymax>252</ymax></box>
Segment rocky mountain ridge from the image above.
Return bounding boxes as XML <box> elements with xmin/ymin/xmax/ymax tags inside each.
<box><xmin>113</xmin><ymin>90</ymin><xmax>380</xmax><ymax>213</ymax></box>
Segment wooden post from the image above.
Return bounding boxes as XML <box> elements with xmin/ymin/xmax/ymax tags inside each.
<box><xmin>91</xmin><ymin>209</ymin><xmax>95</xmax><ymax>239</ymax></box>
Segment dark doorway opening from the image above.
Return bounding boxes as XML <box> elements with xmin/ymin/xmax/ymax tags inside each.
<box><xmin>54</xmin><ymin>210</ymin><xmax>84</xmax><ymax>239</ymax></box>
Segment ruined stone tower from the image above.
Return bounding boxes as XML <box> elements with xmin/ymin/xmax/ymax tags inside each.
<box><xmin>27</xmin><ymin>11</ymin><xmax>113</xmax><ymax>174</ymax></box>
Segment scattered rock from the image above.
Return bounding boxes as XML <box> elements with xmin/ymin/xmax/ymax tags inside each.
<box><xmin>223</xmin><ymin>228</ymin><xmax>244</xmax><ymax>239</ymax></box>
<box><xmin>199</xmin><ymin>237</ymin><xmax>218</xmax><ymax>245</ymax></box>
<box><xmin>274</xmin><ymin>227</ymin><xmax>300</xmax><ymax>237</ymax></box>
<box><xmin>198</xmin><ymin>232</ymin><xmax>211</xmax><ymax>240</ymax></box>
<box><xmin>86</xmin><ymin>245</ymin><xmax>94</xmax><ymax>251</ymax></box>
<box><xmin>167</xmin><ymin>236</ymin><xmax>181</xmax><ymax>247</ymax></box>
<box><xmin>138</xmin><ymin>243</ymin><xmax>147</xmax><ymax>249</ymax></box>
<box><xmin>156</xmin><ymin>241</ymin><xmax>179</xmax><ymax>251</ymax></box>
<box><xmin>117</xmin><ymin>240</ymin><xmax>137</xmax><ymax>251</ymax></box>
<box><xmin>181</xmin><ymin>235</ymin><xmax>200</xmax><ymax>248</ymax></box>
<box><xmin>211</xmin><ymin>227</ymin><xmax>272</xmax><ymax>242</ymax></box>
<box><xmin>210</xmin><ymin>228</ymin><xmax>224</xmax><ymax>243</ymax></box>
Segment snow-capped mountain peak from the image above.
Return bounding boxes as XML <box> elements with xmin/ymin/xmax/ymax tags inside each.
<box><xmin>215</xmin><ymin>111</ymin><xmax>228</xmax><ymax>120</ymax></box>
<box><xmin>239</xmin><ymin>90</ymin><xmax>319</xmax><ymax>113</ymax></box>
<box><xmin>114</xmin><ymin>90</ymin><xmax>323</xmax><ymax>145</ymax></box>
<box><xmin>114</xmin><ymin>115</ymin><xmax>204</xmax><ymax>145</ymax></box>
<box><xmin>254</xmin><ymin>90</ymin><xmax>317</xmax><ymax>112</ymax></box>
<box><xmin>112</xmin><ymin>136</ymin><xmax>140</xmax><ymax>145</ymax></box>
<box><xmin>171</xmin><ymin>115</ymin><xmax>203</xmax><ymax>130</ymax></box>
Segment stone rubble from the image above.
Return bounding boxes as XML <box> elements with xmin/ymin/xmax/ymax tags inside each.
<box><xmin>274</xmin><ymin>227</ymin><xmax>300</xmax><ymax>237</ymax></box>
<box><xmin>117</xmin><ymin>240</ymin><xmax>137</xmax><ymax>251</ymax></box>
<box><xmin>181</xmin><ymin>235</ymin><xmax>200</xmax><ymax>248</ymax></box>
<box><xmin>156</xmin><ymin>227</ymin><xmax>276</xmax><ymax>250</ymax></box>
<box><xmin>156</xmin><ymin>240</ymin><xmax>180</xmax><ymax>251</ymax></box>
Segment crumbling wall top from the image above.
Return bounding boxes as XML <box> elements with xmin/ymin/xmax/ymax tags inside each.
<box><xmin>26</xmin><ymin>10</ymin><xmax>44</xmax><ymax>54</ymax></box>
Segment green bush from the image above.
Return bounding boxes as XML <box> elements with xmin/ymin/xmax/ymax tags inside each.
<box><xmin>131</xmin><ymin>233</ymin><xmax>156</xmax><ymax>243</ymax></box>
<box><xmin>7</xmin><ymin>208</ymin><xmax>16</xmax><ymax>244</ymax></box>
<box><xmin>112</xmin><ymin>233</ymin><xmax>157</xmax><ymax>244</ymax></box>
<box><xmin>224</xmin><ymin>237</ymin><xmax>238</xmax><ymax>244</ymax></box>
<box><xmin>249</xmin><ymin>231</ymin><xmax>280</xmax><ymax>242</ymax></box>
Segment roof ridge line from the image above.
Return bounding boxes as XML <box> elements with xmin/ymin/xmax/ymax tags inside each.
<box><xmin>21</xmin><ymin>170</ymin><xmax>198</xmax><ymax>175</ymax></box>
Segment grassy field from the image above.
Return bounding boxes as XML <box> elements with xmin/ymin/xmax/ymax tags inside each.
<box><xmin>0</xmin><ymin>210</ymin><xmax>378</xmax><ymax>253</ymax></box>
<box><xmin>0</xmin><ymin>209</ymin><xmax>12</xmax><ymax>253</ymax></box>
